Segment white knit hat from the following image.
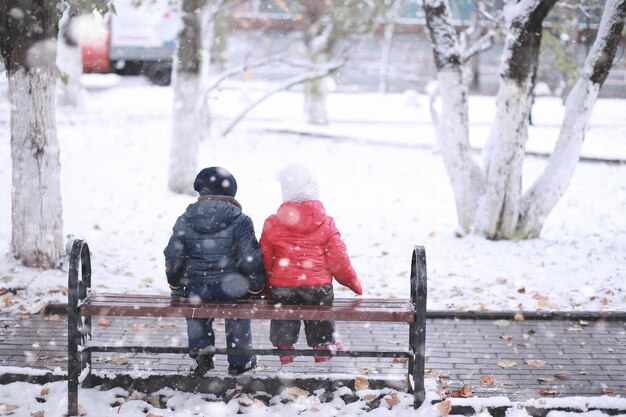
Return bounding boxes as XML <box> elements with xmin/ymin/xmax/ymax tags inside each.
<box><xmin>278</xmin><ymin>164</ymin><xmax>319</xmax><ymax>203</ymax></box>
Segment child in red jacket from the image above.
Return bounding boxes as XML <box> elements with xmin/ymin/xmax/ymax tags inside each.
<box><xmin>259</xmin><ymin>164</ymin><xmax>362</xmax><ymax>364</ymax></box>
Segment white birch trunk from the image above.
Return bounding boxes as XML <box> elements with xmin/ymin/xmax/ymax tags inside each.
<box><xmin>474</xmin><ymin>79</ymin><xmax>531</xmax><ymax>239</ymax></box>
<box><xmin>198</xmin><ymin>3</ymin><xmax>216</xmax><ymax>142</ymax></box>
<box><xmin>304</xmin><ymin>72</ymin><xmax>328</xmax><ymax>125</ymax></box>
<box><xmin>303</xmin><ymin>16</ymin><xmax>332</xmax><ymax>126</ymax></box>
<box><xmin>169</xmin><ymin>70</ymin><xmax>201</xmax><ymax>194</ymax></box>
<box><xmin>56</xmin><ymin>13</ymin><xmax>84</xmax><ymax>108</ymax></box>
<box><xmin>473</xmin><ymin>0</ymin><xmax>555</xmax><ymax>239</ymax></box>
<box><xmin>437</xmin><ymin>70</ymin><xmax>484</xmax><ymax>233</ymax></box>
<box><xmin>9</xmin><ymin>68</ymin><xmax>64</xmax><ymax>267</ymax></box>
<box><xmin>516</xmin><ymin>80</ymin><xmax>599</xmax><ymax>237</ymax></box>
<box><xmin>423</xmin><ymin>0</ymin><xmax>484</xmax><ymax>234</ymax></box>
<box><xmin>168</xmin><ymin>0</ymin><xmax>203</xmax><ymax>194</ymax></box>
<box><xmin>517</xmin><ymin>0</ymin><xmax>626</xmax><ymax>238</ymax></box>
<box><xmin>378</xmin><ymin>0</ymin><xmax>400</xmax><ymax>94</ymax></box>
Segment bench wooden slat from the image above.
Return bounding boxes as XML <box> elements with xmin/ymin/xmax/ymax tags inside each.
<box><xmin>80</xmin><ymin>294</ymin><xmax>415</xmax><ymax>322</ymax></box>
<box><xmin>86</xmin><ymin>293</ymin><xmax>411</xmax><ymax>307</ymax></box>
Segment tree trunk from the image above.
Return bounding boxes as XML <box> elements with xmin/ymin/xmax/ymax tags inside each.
<box><xmin>56</xmin><ymin>12</ymin><xmax>84</xmax><ymax>108</ymax></box>
<box><xmin>378</xmin><ymin>0</ymin><xmax>400</xmax><ymax>94</ymax></box>
<box><xmin>302</xmin><ymin>3</ymin><xmax>333</xmax><ymax>125</ymax></box>
<box><xmin>517</xmin><ymin>0</ymin><xmax>626</xmax><ymax>238</ymax></box>
<box><xmin>474</xmin><ymin>0</ymin><xmax>557</xmax><ymax>239</ymax></box>
<box><xmin>199</xmin><ymin>2</ymin><xmax>217</xmax><ymax>142</ymax></box>
<box><xmin>423</xmin><ymin>0</ymin><xmax>484</xmax><ymax>234</ymax></box>
<box><xmin>1</xmin><ymin>0</ymin><xmax>64</xmax><ymax>268</ymax></box>
<box><xmin>169</xmin><ymin>0</ymin><xmax>204</xmax><ymax>194</ymax></box>
<box><xmin>304</xmin><ymin>67</ymin><xmax>328</xmax><ymax>125</ymax></box>
<box><xmin>9</xmin><ymin>68</ymin><xmax>64</xmax><ymax>267</ymax></box>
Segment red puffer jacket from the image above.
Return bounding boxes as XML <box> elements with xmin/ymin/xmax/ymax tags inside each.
<box><xmin>259</xmin><ymin>200</ymin><xmax>362</xmax><ymax>294</ymax></box>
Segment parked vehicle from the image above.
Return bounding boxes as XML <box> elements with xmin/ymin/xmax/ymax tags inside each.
<box><xmin>82</xmin><ymin>0</ymin><xmax>180</xmax><ymax>85</ymax></box>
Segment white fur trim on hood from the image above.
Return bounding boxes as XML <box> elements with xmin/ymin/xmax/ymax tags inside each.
<box><xmin>278</xmin><ymin>164</ymin><xmax>319</xmax><ymax>203</ymax></box>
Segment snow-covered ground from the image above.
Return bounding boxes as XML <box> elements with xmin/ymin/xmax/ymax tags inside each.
<box><xmin>1</xmin><ymin>379</ymin><xmax>626</xmax><ymax>417</ymax></box>
<box><xmin>1</xmin><ymin>75</ymin><xmax>625</xmax><ymax>416</ymax></box>
<box><xmin>0</xmin><ymin>75</ymin><xmax>624</xmax><ymax>314</ymax></box>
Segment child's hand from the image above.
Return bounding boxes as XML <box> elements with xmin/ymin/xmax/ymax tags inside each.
<box><xmin>247</xmin><ymin>288</ymin><xmax>264</xmax><ymax>300</ymax></box>
<box><xmin>170</xmin><ymin>285</ymin><xmax>185</xmax><ymax>298</ymax></box>
<box><xmin>347</xmin><ymin>280</ymin><xmax>362</xmax><ymax>295</ymax></box>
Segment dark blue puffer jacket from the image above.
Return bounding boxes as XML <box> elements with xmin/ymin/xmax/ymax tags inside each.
<box><xmin>164</xmin><ymin>196</ymin><xmax>266</xmax><ymax>295</ymax></box>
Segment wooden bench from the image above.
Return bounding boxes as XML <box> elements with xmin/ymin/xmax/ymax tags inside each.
<box><xmin>67</xmin><ymin>239</ymin><xmax>427</xmax><ymax>416</ymax></box>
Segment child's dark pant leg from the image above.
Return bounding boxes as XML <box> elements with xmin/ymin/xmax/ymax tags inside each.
<box><xmin>301</xmin><ymin>285</ymin><xmax>336</xmax><ymax>347</ymax></box>
<box><xmin>186</xmin><ymin>317</ymin><xmax>215</xmax><ymax>358</ymax></box>
<box><xmin>269</xmin><ymin>287</ymin><xmax>302</xmax><ymax>346</ymax></box>
<box><xmin>225</xmin><ymin>318</ymin><xmax>253</xmax><ymax>366</ymax></box>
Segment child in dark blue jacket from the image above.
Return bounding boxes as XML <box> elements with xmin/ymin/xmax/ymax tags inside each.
<box><xmin>164</xmin><ymin>167</ymin><xmax>265</xmax><ymax>375</ymax></box>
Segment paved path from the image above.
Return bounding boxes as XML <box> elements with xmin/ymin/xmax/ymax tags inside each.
<box><xmin>0</xmin><ymin>313</ymin><xmax>624</xmax><ymax>402</ymax></box>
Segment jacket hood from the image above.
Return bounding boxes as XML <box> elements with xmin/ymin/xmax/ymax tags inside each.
<box><xmin>275</xmin><ymin>200</ymin><xmax>326</xmax><ymax>234</ymax></box>
<box><xmin>184</xmin><ymin>198</ymin><xmax>242</xmax><ymax>233</ymax></box>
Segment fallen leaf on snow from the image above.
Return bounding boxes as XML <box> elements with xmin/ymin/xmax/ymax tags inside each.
<box><xmin>31</xmin><ymin>411</ymin><xmax>45</xmax><ymax>417</ymax></box>
<box><xmin>96</xmin><ymin>318</ymin><xmax>111</xmax><ymax>327</ymax></box>
<box><xmin>146</xmin><ymin>413</ymin><xmax>164</xmax><ymax>417</ymax></box>
<box><xmin>539</xmin><ymin>389</ymin><xmax>557</xmax><ymax>396</ymax></box>
<box><xmin>479</xmin><ymin>375</ymin><xmax>495</xmax><ymax>386</ymax></box>
<box><xmin>40</xmin><ymin>387</ymin><xmax>49</xmax><ymax>396</ymax></box>
<box><xmin>363</xmin><ymin>394</ymin><xmax>377</xmax><ymax>402</ymax></box>
<box><xmin>103</xmin><ymin>353</ymin><xmax>130</xmax><ymax>365</ymax></box>
<box><xmin>493</xmin><ymin>320</ymin><xmax>510</xmax><ymax>328</ymax></box>
<box><xmin>449</xmin><ymin>385</ymin><xmax>473</xmax><ymax>398</ymax></box>
<box><xmin>437</xmin><ymin>399</ymin><xmax>452</xmax><ymax>416</ymax></box>
<box><xmin>310</xmin><ymin>407</ymin><xmax>320</xmax><ymax>412</ymax></box>
<box><xmin>425</xmin><ymin>370</ymin><xmax>438</xmax><ymax>378</ymax></box>
<box><xmin>526</xmin><ymin>359</ymin><xmax>546</xmax><ymax>368</ymax></box>
<box><xmin>554</xmin><ymin>372</ymin><xmax>571</xmax><ymax>380</ymax></box>
<box><xmin>1</xmin><ymin>404</ymin><xmax>19</xmax><ymax>412</ymax></box>
<box><xmin>355</xmin><ymin>376</ymin><xmax>369</xmax><ymax>391</ymax></box>
<box><xmin>130</xmin><ymin>323</ymin><xmax>146</xmax><ymax>331</ymax></box>
<box><xmin>517</xmin><ymin>287</ymin><xmax>526</xmax><ymax>294</ymax></box>
<box><xmin>437</xmin><ymin>373</ymin><xmax>450</xmax><ymax>379</ymax></box>
<box><xmin>513</xmin><ymin>313</ymin><xmax>525</xmax><ymax>321</ymax></box>
<box><xmin>498</xmin><ymin>359</ymin><xmax>517</xmax><ymax>368</ymax></box>
<box><xmin>384</xmin><ymin>392</ymin><xmax>400</xmax><ymax>408</ymax></box>
<box><xmin>537</xmin><ymin>377</ymin><xmax>555</xmax><ymax>383</ymax></box>
<box><xmin>500</xmin><ymin>335</ymin><xmax>513</xmax><ymax>341</ymax></box>
<box><xmin>566</xmin><ymin>327</ymin><xmax>583</xmax><ymax>333</ymax></box>
<box><xmin>284</xmin><ymin>387</ymin><xmax>309</xmax><ymax>397</ymax></box>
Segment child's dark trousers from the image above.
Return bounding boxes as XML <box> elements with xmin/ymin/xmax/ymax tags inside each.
<box><xmin>269</xmin><ymin>284</ymin><xmax>336</xmax><ymax>347</ymax></box>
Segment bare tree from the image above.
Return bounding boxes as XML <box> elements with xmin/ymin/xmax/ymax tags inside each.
<box><xmin>423</xmin><ymin>0</ymin><xmax>625</xmax><ymax>239</ymax></box>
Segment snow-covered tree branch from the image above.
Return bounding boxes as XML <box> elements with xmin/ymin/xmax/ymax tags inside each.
<box><xmin>221</xmin><ymin>59</ymin><xmax>346</xmax><ymax>137</ymax></box>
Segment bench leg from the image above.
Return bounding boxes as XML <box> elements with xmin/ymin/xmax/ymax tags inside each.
<box><xmin>68</xmin><ymin>300</ymin><xmax>80</xmax><ymax>416</ymax></box>
<box><xmin>68</xmin><ymin>239</ymin><xmax>91</xmax><ymax>416</ymax></box>
<box><xmin>410</xmin><ymin>246</ymin><xmax>427</xmax><ymax>408</ymax></box>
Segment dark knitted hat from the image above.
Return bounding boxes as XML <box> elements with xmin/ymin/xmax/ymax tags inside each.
<box><xmin>193</xmin><ymin>167</ymin><xmax>238</xmax><ymax>197</ymax></box>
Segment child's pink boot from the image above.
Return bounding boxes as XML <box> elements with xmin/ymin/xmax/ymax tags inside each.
<box><xmin>313</xmin><ymin>341</ymin><xmax>344</xmax><ymax>363</ymax></box>
<box><xmin>275</xmin><ymin>345</ymin><xmax>295</xmax><ymax>365</ymax></box>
